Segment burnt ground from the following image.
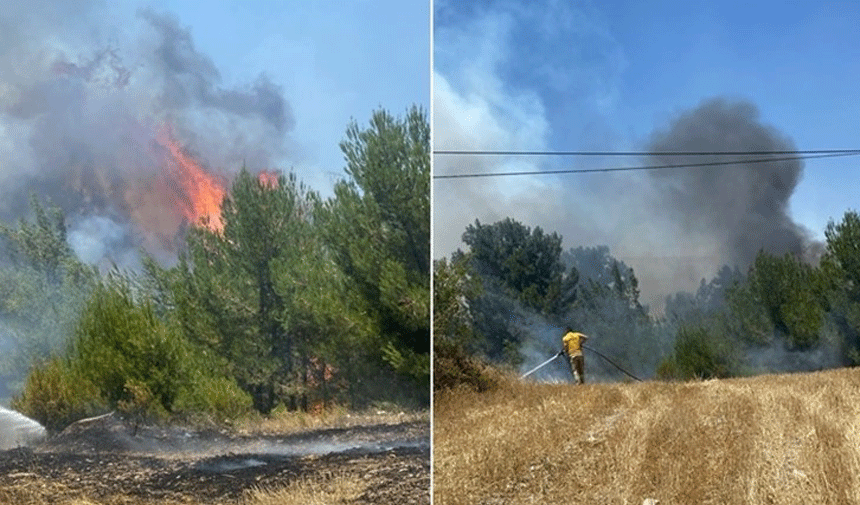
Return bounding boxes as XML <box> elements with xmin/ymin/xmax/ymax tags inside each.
<box><xmin>0</xmin><ymin>413</ymin><xmax>429</xmax><ymax>504</ymax></box>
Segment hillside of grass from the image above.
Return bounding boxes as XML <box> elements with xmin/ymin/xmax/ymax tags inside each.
<box><xmin>434</xmin><ymin>368</ymin><xmax>860</xmax><ymax>504</ymax></box>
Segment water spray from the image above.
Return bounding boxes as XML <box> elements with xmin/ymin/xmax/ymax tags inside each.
<box><xmin>521</xmin><ymin>351</ymin><xmax>564</xmax><ymax>378</ymax></box>
<box><xmin>0</xmin><ymin>406</ymin><xmax>46</xmax><ymax>450</ymax></box>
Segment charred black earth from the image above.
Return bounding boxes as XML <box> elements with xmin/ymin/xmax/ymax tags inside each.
<box><xmin>0</xmin><ymin>413</ymin><xmax>429</xmax><ymax>504</ymax></box>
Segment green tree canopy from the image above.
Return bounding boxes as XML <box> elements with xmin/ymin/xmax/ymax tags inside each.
<box><xmin>319</xmin><ymin>106</ymin><xmax>430</xmax><ymax>393</ymax></box>
<box><xmin>173</xmin><ymin>169</ymin><xmax>327</xmax><ymax>413</ymax></box>
<box><xmin>724</xmin><ymin>250</ymin><xmax>828</xmax><ymax>350</ymax></box>
<box><xmin>463</xmin><ymin>217</ymin><xmax>569</xmax><ymax>312</ymax></box>
<box><xmin>824</xmin><ymin>210</ymin><xmax>860</xmax><ymax>300</ymax></box>
<box><xmin>822</xmin><ymin>210</ymin><xmax>860</xmax><ymax>361</ymax></box>
<box><xmin>433</xmin><ymin>253</ymin><xmax>482</xmax><ymax>347</ymax></box>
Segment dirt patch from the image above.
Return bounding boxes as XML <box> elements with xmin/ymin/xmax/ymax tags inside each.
<box><xmin>0</xmin><ymin>414</ymin><xmax>429</xmax><ymax>504</ymax></box>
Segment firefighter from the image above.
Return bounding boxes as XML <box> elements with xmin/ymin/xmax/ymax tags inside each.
<box><xmin>562</xmin><ymin>327</ymin><xmax>588</xmax><ymax>384</ymax></box>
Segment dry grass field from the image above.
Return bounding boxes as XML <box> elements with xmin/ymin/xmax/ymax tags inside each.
<box><xmin>434</xmin><ymin>368</ymin><xmax>860</xmax><ymax>504</ymax></box>
<box><xmin>233</xmin><ymin>408</ymin><xmax>426</xmax><ymax>436</ymax></box>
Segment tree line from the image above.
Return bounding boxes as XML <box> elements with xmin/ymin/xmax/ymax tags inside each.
<box><xmin>435</xmin><ymin>211</ymin><xmax>860</xmax><ymax>387</ymax></box>
<box><xmin>1</xmin><ymin>107</ymin><xmax>429</xmax><ymax>431</ymax></box>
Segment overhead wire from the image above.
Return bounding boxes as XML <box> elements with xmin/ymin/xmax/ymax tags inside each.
<box><xmin>434</xmin><ymin>149</ymin><xmax>860</xmax><ymax>156</ymax></box>
<box><xmin>432</xmin><ymin>150</ymin><xmax>860</xmax><ymax>179</ymax></box>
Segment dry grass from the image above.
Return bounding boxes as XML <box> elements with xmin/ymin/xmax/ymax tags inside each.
<box><xmin>241</xmin><ymin>472</ymin><xmax>367</xmax><ymax>505</ymax></box>
<box><xmin>233</xmin><ymin>406</ymin><xmax>428</xmax><ymax>436</ymax></box>
<box><xmin>434</xmin><ymin>368</ymin><xmax>860</xmax><ymax>504</ymax></box>
<box><xmin>0</xmin><ymin>477</ymin><xmax>196</xmax><ymax>505</ymax></box>
<box><xmin>0</xmin><ymin>473</ymin><xmax>366</xmax><ymax>505</ymax></box>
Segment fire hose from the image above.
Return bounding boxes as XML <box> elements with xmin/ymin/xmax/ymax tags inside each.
<box><xmin>582</xmin><ymin>344</ymin><xmax>643</xmax><ymax>382</ymax></box>
<box><xmin>520</xmin><ymin>346</ymin><xmax>643</xmax><ymax>382</ymax></box>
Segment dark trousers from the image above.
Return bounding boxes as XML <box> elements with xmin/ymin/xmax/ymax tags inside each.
<box><xmin>569</xmin><ymin>355</ymin><xmax>585</xmax><ymax>384</ymax></box>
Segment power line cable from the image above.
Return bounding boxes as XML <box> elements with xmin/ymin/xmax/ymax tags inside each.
<box><xmin>433</xmin><ymin>151</ymin><xmax>860</xmax><ymax>180</ymax></box>
<box><xmin>434</xmin><ymin>149</ymin><xmax>860</xmax><ymax>156</ymax></box>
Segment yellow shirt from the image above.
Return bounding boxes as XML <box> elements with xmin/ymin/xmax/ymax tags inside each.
<box><xmin>563</xmin><ymin>331</ymin><xmax>587</xmax><ymax>357</ymax></box>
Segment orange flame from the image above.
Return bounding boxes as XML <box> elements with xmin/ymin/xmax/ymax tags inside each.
<box><xmin>258</xmin><ymin>170</ymin><xmax>279</xmax><ymax>188</ymax></box>
<box><xmin>157</xmin><ymin>124</ymin><xmax>226</xmax><ymax>232</ymax></box>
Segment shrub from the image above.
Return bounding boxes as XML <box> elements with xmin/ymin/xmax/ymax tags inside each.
<box><xmin>117</xmin><ymin>378</ymin><xmax>168</xmax><ymax>431</ymax></box>
<box><xmin>11</xmin><ymin>356</ymin><xmax>104</xmax><ymax>433</ymax></box>
<box><xmin>657</xmin><ymin>326</ymin><xmax>734</xmax><ymax>380</ymax></box>
<box><xmin>175</xmin><ymin>374</ymin><xmax>254</xmax><ymax>422</ymax></box>
<box><xmin>434</xmin><ymin>337</ymin><xmax>501</xmax><ymax>392</ymax></box>
<box><xmin>72</xmin><ymin>279</ymin><xmax>187</xmax><ymax>412</ymax></box>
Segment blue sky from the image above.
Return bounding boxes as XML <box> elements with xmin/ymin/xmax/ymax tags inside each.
<box><xmin>433</xmin><ymin>0</ymin><xmax>860</xmax><ymax>307</ymax></box>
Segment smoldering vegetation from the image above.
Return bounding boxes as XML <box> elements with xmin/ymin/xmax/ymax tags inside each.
<box><xmin>1</xmin><ymin>0</ymin><xmax>430</xmax><ymax>429</ymax></box>
<box><xmin>0</xmin><ymin>412</ymin><xmax>429</xmax><ymax>504</ymax></box>
<box><xmin>435</xmin><ymin>220</ymin><xmax>854</xmax><ymax>388</ymax></box>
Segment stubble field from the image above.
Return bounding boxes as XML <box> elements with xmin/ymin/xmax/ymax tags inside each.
<box><xmin>434</xmin><ymin>368</ymin><xmax>860</xmax><ymax>504</ymax></box>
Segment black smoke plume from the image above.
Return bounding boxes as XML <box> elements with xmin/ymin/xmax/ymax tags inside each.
<box><xmin>645</xmin><ymin>98</ymin><xmax>819</xmax><ymax>269</ymax></box>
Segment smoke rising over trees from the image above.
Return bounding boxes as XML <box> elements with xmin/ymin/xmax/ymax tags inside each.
<box><xmin>6</xmin><ymin>107</ymin><xmax>429</xmax><ymax>427</ymax></box>
<box><xmin>436</xmin><ymin>208</ymin><xmax>860</xmax><ymax>386</ymax></box>
<box><xmin>645</xmin><ymin>98</ymin><xmax>819</xmax><ymax>269</ymax></box>
<box><xmin>0</xmin><ymin>1</ymin><xmax>295</xmax><ymax>267</ymax></box>
<box><xmin>435</xmin><ymin>96</ymin><xmax>827</xmax><ymax>314</ymax></box>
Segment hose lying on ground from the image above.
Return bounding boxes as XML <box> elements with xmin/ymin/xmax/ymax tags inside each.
<box><xmin>583</xmin><ymin>344</ymin><xmax>643</xmax><ymax>382</ymax></box>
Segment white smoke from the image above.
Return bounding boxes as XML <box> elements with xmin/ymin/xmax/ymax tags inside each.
<box><xmin>68</xmin><ymin>215</ymin><xmax>138</xmax><ymax>269</ymax></box>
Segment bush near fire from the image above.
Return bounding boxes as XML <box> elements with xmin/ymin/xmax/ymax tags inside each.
<box><xmin>1</xmin><ymin>107</ymin><xmax>429</xmax><ymax>432</ymax></box>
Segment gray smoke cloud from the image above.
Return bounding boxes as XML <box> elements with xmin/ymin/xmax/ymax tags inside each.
<box><xmin>138</xmin><ymin>8</ymin><xmax>291</xmax><ymax>134</ymax></box>
<box><xmin>645</xmin><ymin>98</ymin><xmax>818</xmax><ymax>270</ymax></box>
<box><xmin>436</xmin><ymin>94</ymin><xmax>821</xmax><ymax>312</ymax></box>
<box><xmin>0</xmin><ymin>1</ymin><xmax>295</xmax><ymax>266</ymax></box>
<box><xmin>608</xmin><ymin>97</ymin><xmax>822</xmax><ymax>311</ymax></box>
